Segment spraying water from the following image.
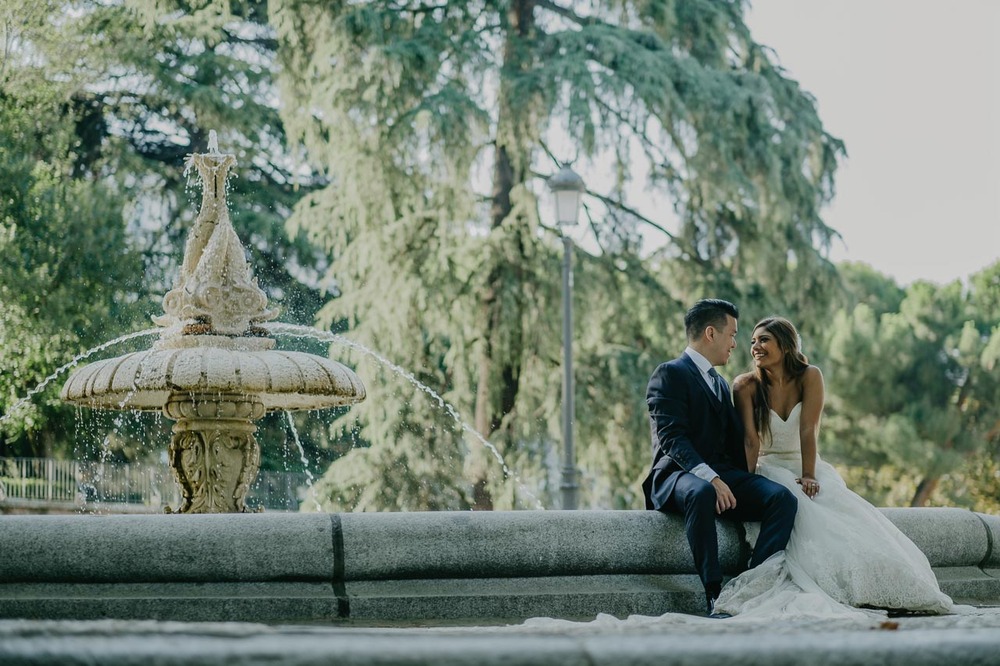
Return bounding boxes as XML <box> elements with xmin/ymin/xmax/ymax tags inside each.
<box><xmin>266</xmin><ymin>322</ymin><xmax>545</xmax><ymax>510</ymax></box>
<box><xmin>2</xmin><ymin>322</ymin><xmax>546</xmax><ymax>510</ymax></box>
<box><xmin>0</xmin><ymin>329</ymin><xmax>160</xmax><ymax>428</ymax></box>
<box><xmin>284</xmin><ymin>410</ymin><xmax>322</xmax><ymax>512</ymax></box>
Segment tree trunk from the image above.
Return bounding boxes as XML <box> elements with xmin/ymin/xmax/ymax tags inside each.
<box><xmin>471</xmin><ymin>0</ymin><xmax>536</xmax><ymax>510</ymax></box>
<box><xmin>910</xmin><ymin>475</ymin><xmax>939</xmax><ymax>507</ymax></box>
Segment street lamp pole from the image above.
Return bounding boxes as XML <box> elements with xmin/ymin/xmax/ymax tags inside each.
<box><xmin>548</xmin><ymin>165</ymin><xmax>585</xmax><ymax>510</ymax></box>
<box><xmin>560</xmin><ymin>232</ymin><xmax>577</xmax><ymax>510</ymax></box>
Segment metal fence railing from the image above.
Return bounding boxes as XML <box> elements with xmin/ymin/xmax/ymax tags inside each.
<box><xmin>0</xmin><ymin>457</ymin><xmax>312</xmax><ymax>512</ymax></box>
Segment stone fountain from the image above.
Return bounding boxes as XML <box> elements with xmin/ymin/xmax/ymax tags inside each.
<box><xmin>60</xmin><ymin>131</ymin><xmax>365</xmax><ymax>513</ymax></box>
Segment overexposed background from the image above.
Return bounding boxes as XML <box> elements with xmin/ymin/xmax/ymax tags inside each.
<box><xmin>747</xmin><ymin>0</ymin><xmax>1000</xmax><ymax>285</ymax></box>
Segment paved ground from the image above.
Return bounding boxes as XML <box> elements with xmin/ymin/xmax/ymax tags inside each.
<box><xmin>2</xmin><ymin>607</ymin><xmax>1000</xmax><ymax>665</ymax></box>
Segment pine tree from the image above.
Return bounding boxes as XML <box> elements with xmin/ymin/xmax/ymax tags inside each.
<box><xmin>822</xmin><ymin>262</ymin><xmax>1000</xmax><ymax>507</ymax></box>
<box><xmin>261</xmin><ymin>0</ymin><xmax>844</xmax><ymax>509</ymax></box>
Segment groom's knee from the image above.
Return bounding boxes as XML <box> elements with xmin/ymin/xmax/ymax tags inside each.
<box><xmin>680</xmin><ymin>480</ymin><xmax>717</xmax><ymax>519</ymax></box>
<box><xmin>771</xmin><ymin>486</ymin><xmax>797</xmax><ymax>521</ymax></box>
<box><xmin>692</xmin><ymin>481</ymin><xmax>717</xmax><ymax>511</ymax></box>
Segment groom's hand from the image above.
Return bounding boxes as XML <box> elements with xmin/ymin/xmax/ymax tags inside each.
<box><xmin>710</xmin><ymin>477</ymin><xmax>737</xmax><ymax>514</ymax></box>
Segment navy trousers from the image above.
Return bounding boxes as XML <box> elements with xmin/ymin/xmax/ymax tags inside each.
<box><xmin>663</xmin><ymin>466</ymin><xmax>797</xmax><ymax>591</ymax></box>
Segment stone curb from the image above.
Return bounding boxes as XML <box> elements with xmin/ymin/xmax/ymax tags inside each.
<box><xmin>1</xmin><ymin>619</ymin><xmax>1000</xmax><ymax>666</ymax></box>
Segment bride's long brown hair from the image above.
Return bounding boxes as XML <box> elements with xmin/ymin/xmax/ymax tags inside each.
<box><xmin>752</xmin><ymin>316</ymin><xmax>810</xmax><ymax>445</ymax></box>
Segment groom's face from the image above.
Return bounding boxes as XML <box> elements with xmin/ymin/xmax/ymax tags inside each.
<box><xmin>707</xmin><ymin>315</ymin><xmax>739</xmax><ymax>366</ymax></box>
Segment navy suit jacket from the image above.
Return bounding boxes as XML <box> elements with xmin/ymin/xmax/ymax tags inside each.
<box><xmin>642</xmin><ymin>353</ymin><xmax>747</xmax><ymax>511</ymax></box>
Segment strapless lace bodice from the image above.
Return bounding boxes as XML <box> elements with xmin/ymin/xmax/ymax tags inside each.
<box><xmin>760</xmin><ymin>402</ymin><xmax>803</xmax><ymax>463</ymax></box>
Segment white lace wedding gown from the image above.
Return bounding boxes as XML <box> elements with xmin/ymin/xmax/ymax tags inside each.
<box><xmin>713</xmin><ymin>402</ymin><xmax>953</xmax><ymax>618</ymax></box>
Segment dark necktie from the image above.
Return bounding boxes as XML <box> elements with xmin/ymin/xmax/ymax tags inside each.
<box><xmin>707</xmin><ymin>367</ymin><xmax>723</xmax><ymax>402</ymax></box>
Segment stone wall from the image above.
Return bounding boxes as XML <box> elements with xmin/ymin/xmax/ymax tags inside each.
<box><xmin>0</xmin><ymin>508</ymin><xmax>997</xmax><ymax>624</ymax></box>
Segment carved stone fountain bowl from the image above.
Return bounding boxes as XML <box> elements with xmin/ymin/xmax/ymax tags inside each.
<box><xmin>60</xmin><ymin>335</ymin><xmax>366</xmax><ymax>412</ymax></box>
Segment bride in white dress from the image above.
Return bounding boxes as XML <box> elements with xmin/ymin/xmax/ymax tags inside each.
<box><xmin>713</xmin><ymin>316</ymin><xmax>953</xmax><ymax>617</ymax></box>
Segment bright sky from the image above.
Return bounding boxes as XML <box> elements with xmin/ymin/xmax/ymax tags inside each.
<box><xmin>745</xmin><ymin>0</ymin><xmax>1000</xmax><ymax>285</ymax></box>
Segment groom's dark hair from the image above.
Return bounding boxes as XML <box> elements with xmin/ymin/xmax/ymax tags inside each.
<box><xmin>685</xmin><ymin>299</ymin><xmax>739</xmax><ymax>341</ymax></box>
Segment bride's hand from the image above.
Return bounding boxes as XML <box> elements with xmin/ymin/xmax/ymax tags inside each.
<box><xmin>796</xmin><ymin>476</ymin><xmax>820</xmax><ymax>499</ymax></box>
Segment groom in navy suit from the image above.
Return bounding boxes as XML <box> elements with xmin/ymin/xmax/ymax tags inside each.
<box><xmin>643</xmin><ymin>299</ymin><xmax>797</xmax><ymax>617</ymax></box>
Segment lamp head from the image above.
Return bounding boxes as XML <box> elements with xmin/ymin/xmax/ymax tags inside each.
<box><xmin>547</xmin><ymin>165</ymin><xmax>585</xmax><ymax>227</ymax></box>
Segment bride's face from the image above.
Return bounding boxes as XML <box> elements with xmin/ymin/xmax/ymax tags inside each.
<box><xmin>750</xmin><ymin>326</ymin><xmax>784</xmax><ymax>371</ymax></box>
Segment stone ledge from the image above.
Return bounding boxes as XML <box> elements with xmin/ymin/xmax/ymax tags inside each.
<box><xmin>0</xmin><ymin>583</ymin><xmax>343</xmax><ymax>623</ymax></box>
<box><xmin>881</xmin><ymin>508</ymin><xmax>992</xmax><ymax>567</ymax></box>
<box><xmin>338</xmin><ymin>510</ymin><xmax>748</xmax><ymax>580</ymax></box>
<box><xmin>0</xmin><ymin>508</ymin><xmax>997</xmax><ymax>623</ymax></box>
<box><xmin>346</xmin><ymin>573</ymin><xmax>707</xmax><ymax>622</ymax></box>
<box><xmin>0</xmin><ymin>513</ymin><xmax>333</xmax><ymax>583</ymax></box>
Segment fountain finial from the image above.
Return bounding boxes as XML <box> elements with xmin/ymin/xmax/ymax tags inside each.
<box><xmin>153</xmin><ymin>131</ymin><xmax>278</xmax><ymax>340</ymax></box>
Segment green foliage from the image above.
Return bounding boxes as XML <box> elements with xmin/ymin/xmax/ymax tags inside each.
<box><xmin>4</xmin><ymin>0</ymin><xmax>997</xmax><ymax>516</ymax></box>
<box><xmin>0</xmin><ymin>0</ymin><xmax>333</xmax><ymax>467</ymax></box>
<box><xmin>822</xmin><ymin>262</ymin><xmax>1000</xmax><ymax>507</ymax></box>
<box><xmin>0</xmin><ymin>89</ymin><xmax>145</xmax><ymax>456</ymax></box>
<box><xmin>264</xmin><ymin>0</ymin><xmax>844</xmax><ymax>510</ymax></box>
<box><xmin>834</xmin><ymin>261</ymin><xmax>906</xmax><ymax>317</ymax></box>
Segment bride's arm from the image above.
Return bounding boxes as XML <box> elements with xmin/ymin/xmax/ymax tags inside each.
<box><xmin>798</xmin><ymin>366</ymin><xmax>825</xmax><ymax>482</ymax></box>
<box><xmin>732</xmin><ymin>375</ymin><xmax>761</xmax><ymax>471</ymax></box>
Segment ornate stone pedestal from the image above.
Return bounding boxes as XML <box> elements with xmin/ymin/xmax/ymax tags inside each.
<box><xmin>164</xmin><ymin>393</ymin><xmax>265</xmax><ymax>514</ymax></box>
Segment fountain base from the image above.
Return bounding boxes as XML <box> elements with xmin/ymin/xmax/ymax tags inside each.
<box><xmin>164</xmin><ymin>393</ymin><xmax>265</xmax><ymax>514</ymax></box>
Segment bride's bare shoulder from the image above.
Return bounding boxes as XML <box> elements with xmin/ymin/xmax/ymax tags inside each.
<box><xmin>802</xmin><ymin>365</ymin><xmax>825</xmax><ymax>384</ymax></box>
<box><xmin>731</xmin><ymin>372</ymin><xmax>757</xmax><ymax>394</ymax></box>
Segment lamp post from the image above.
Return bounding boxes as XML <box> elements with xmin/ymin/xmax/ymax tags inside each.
<box><xmin>548</xmin><ymin>164</ymin><xmax>585</xmax><ymax>510</ymax></box>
